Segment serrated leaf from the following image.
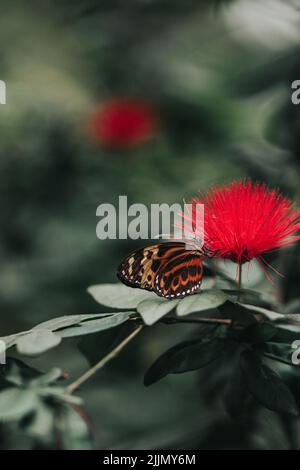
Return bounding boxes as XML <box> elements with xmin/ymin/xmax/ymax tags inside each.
<box><xmin>57</xmin><ymin>311</ymin><xmax>131</xmax><ymax>337</ymax></box>
<box><xmin>0</xmin><ymin>388</ymin><xmax>37</xmax><ymax>422</ymax></box>
<box><xmin>16</xmin><ymin>330</ymin><xmax>62</xmax><ymax>356</ymax></box>
<box><xmin>88</xmin><ymin>283</ymin><xmax>156</xmax><ymax>309</ymax></box>
<box><xmin>144</xmin><ymin>338</ymin><xmax>226</xmax><ymax>386</ymax></box>
<box><xmin>137</xmin><ymin>298</ymin><xmax>179</xmax><ymax>325</ymax></box>
<box><xmin>176</xmin><ymin>290</ymin><xmax>228</xmax><ymax>317</ymax></box>
<box><xmin>240</xmin><ymin>349</ymin><xmax>298</xmax><ymax>416</ymax></box>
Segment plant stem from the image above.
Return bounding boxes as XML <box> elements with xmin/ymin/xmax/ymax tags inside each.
<box><xmin>237</xmin><ymin>262</ymin><xmax>242</xmax><ymax>301</ymax></box>
<box><xmin>64</xmin><ymin>325</ymin><xmax>143</xmax><ymax>395</ymax></box>
<box><xmin>160</xmin><ymin>317</ymin><xmax>232</xmax><ymax>326</ymax></box>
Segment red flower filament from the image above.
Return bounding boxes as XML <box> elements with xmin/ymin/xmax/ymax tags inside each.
<box><xmin>185</xmin><ymin>180</ymin><xmax>300</xmax><ymax>274</ymax></box>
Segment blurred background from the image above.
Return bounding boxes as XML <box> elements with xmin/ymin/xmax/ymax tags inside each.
<box><xmin>1</xmin><ymin>0</ymin><xmax>300</xmax><ymax>449</ymax></box>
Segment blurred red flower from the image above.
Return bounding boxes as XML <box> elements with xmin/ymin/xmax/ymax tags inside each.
<box><xmin>89</xmin><ymin>98</ymin><xmax>157</xmax><ymax>149</ymax></box>
<box><xmin>185</xmin><ymin>180</ymin><xmax>300</xmax><ymax>271</ymax></box>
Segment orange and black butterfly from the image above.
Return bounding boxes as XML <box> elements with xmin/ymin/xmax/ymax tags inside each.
<box><xmin>117</xmin><ymin>242</ymin><xmax>205</xmax><ymax>299</ymax></box>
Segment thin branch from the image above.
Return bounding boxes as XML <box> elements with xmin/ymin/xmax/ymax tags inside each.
<box><xmin>64</xmin><ymin>325</ymin><xmax>143</xmax><ymax>395</ymax></box>
<box><xmin>159</xmin><ymin>317</ymin><xmax>233</xmax><ymax>326</ymax></box>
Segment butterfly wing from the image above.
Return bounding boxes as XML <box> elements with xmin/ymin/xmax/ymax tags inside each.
<box><xmin>117</xmin><ymin>242</ymin><xmax>186</xmax><ymax>291</ymax></box>
<box><xmin>154</xmin><ymin>249</ymin><xmax>203</xmax><ymax>299</ymax></box>
<box><xmin>117</xmin><ymin>242</ymin><xmax>204</xmax><ymax>299</ymax></box>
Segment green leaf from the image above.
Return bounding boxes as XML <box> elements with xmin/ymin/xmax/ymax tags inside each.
<box><xmin>240</xmin><ymin>322</ymin><xmax>278</xmax><ymax>344</ymax></box>
<box><xmin>0</xmin><ymin>388</ymin><xmax>37</xmax><ymax>422</ymax></box>
<box><xmin>283</xmin><ymin>298</ymin><xmax>300</xmax><ymax>315</ymax></box>
<box><xmin>267</xmin><ymin>326</ymin><xmax>300</xmax><ymax>344</ymax></box>
<box><xmin>137</xmin><ymin>298</ymin><xmax>179</xmax><ymax>325</ymax></box>
<box><xmin>57</xmin><ymin>311</ymin><xmax>131</xmax><ymax>337</ymax></box>
<box><xmin>144</xmin><ymin>338</ymin><xmax>226</xmax><ymax>386</ymax></box>
<box><xmin>0</xmin><ymin>314</ymin><xmax>112</xmax><ymax>351</ymax></box>
<box><xmin>2</xmin><ymin>358</ymin><xmax>42</xmax><ymax>386</ymax></box>
<box><xmin>58</xmin><ymin>406</ymin><xmax>92</xmax><ymax>450</ymax></box>
<box><xmin>241</xmin><ymin>304</ymin><xmax>300</xmax><ymax>333</ymax></box>
<box><xmin>33</xmin><ymin>313</ymin><xmax>112</xmax><ymax>331</ymax></box>
<box><xmin>16</xmin><ymin>330</ymin><xmax>62</xmax><ymax>356</ymax></box>
<box><xmin>30</xmin><ymin>368</ymin><xmax>63</xmax><ymax>386</ymax></box>
<box><xmin>240</xmin><ymin>304</ymin><xmax>284</xmax><ymax>322</ymax></box>
<box><xmin>218</xmin><ymin>301</ymin><xmax>258</xmax><ymax>327</ymax></box>
<box><xmin>240</xmin><ymin>349</ymin><xmax>298</xmax><ymax>416</ymax></box>
<box><xmin>221</xmin><ymin>287</ymin><xmax>275</xmax><ymax>305</ymax></box>
<box><xmin>41</xmin><ymin>387</ymin><xmax>83</xmax><ymax>405</ymax></box>
<box><xmin>223</xmin><ymin>364</ymin><xmax>250</xmax><ymax>418</ymax></box>
<box><xmin>222</xmin><ymin>288</ymin><xmax>262</xmax><ymax>298</ymax></box>
<box><xmin>198</xmin><ymin>277</ymin><xmax>215</xmax><ymax>290</ymax></box>
<box><xmin>0</xmin><ymin>331</ymin><xmax>32</xmax><ymax>350</ymax></box>
<box><xmin>176</xmin><ymin>290</ymin><xmax>228</xmax><ymax>317</ymax></box>
<box><xmin>216</xmin><ymin>260</ymin><xmax>263</xmax><ymax>286</ymax></box>
<box><xmin>275</xmin><ymin>324</ymin><xmax>300</xmax><ymax>334</ymax></box>
<box><xmin>87</xmin><ymin>283</ymin><xmax>156</xmax><ymax>309</ymax></box>
<box><xmin>283</xmin><ymin>314</ymin><xmax>300</xmax><ymax>324</ymax></box>
<box><xmin>261</xmin><ymin>342</ymin><xmax>298</xmax><ymax>366</ymax></box>
<box><xmin>26</xmin><ymin>401</ymin><xmax>54</xmax><ymax>444</ymax></box>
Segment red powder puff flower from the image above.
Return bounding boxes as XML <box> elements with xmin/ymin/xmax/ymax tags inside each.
<box><xmin>184</xmin><ymin>180</ymin><xmax>300</xmax><ymax>274</ymax></box>
<box><xmin>89</xmin><ymin>98</ymin><xmax>157</xmax><ymax>149</ymax></box>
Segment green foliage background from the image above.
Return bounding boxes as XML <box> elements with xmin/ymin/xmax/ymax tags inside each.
<box><xmin>1</xmin><ymin>0</ymin><xmax>300</xmax><ymax>449</ymax></box>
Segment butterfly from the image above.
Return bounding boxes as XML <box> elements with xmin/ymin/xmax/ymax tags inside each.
<box><xmin>117</xmin><ymin>242</ymin><xmax>205</xmax><ymax>299</ymax></box>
